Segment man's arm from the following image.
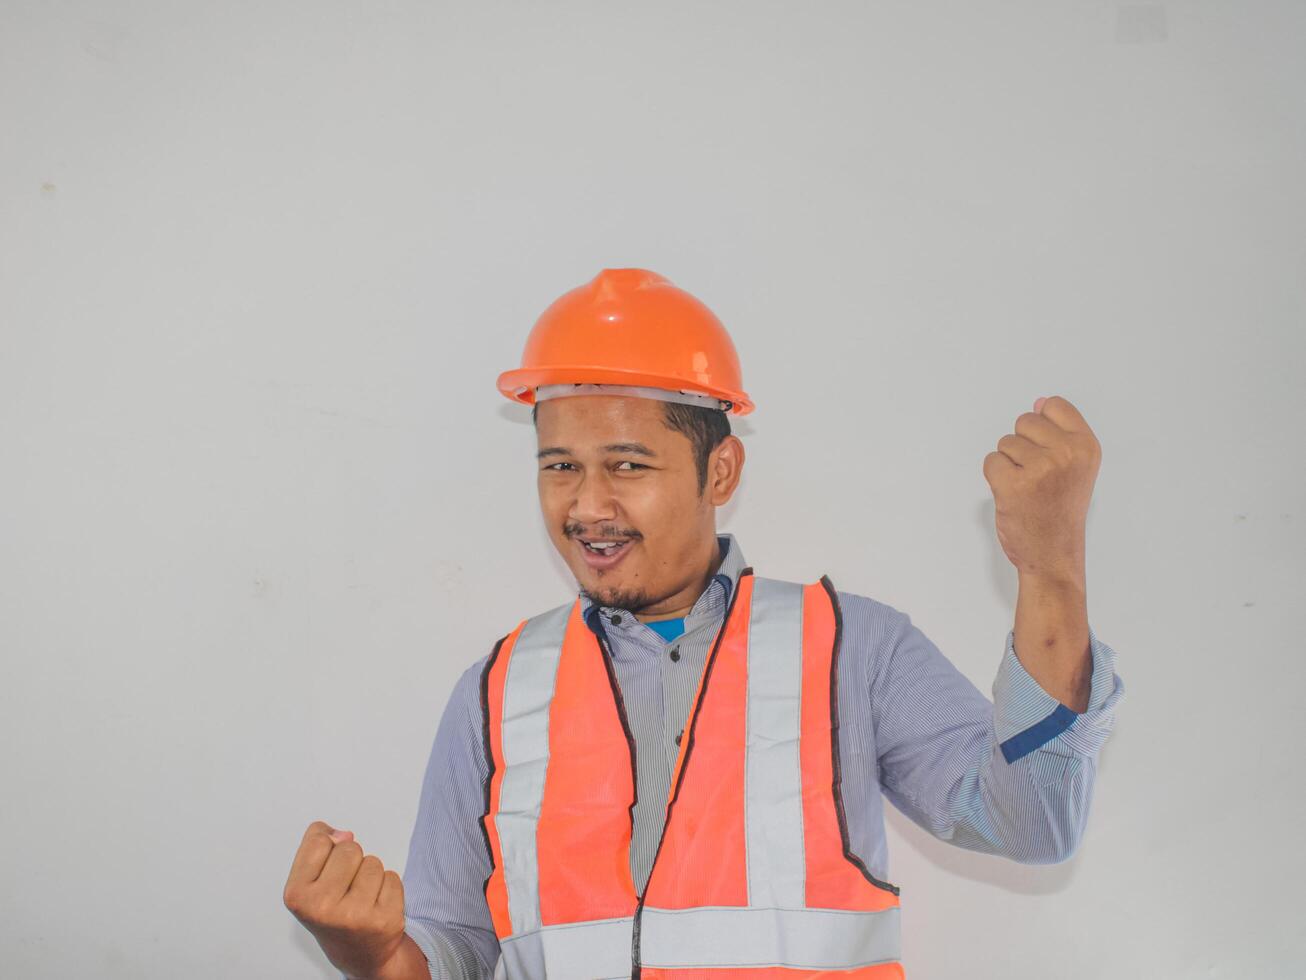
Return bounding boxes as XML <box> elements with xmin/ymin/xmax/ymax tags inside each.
<box><xmin>865</xmin><ymin>391</ymin><xmax>1122</xmax><ymax>861</ymax></box>
<box><xmin>345</xmin><ymin>657</ymin><xmax>501</xmax><ymax>980</ymax></box>
<box><xmin>1011</xmin><ymin>567</ymin><xmax>1091</xmax><ymax>712</ymax></box>
<box><xmin>869</xmin><ymin>599</ymin><xmax>1124</xmax><ymax>864</ymax></box>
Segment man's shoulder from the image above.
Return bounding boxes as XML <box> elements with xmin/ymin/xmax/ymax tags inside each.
<box><xmin>502</xmin><ymin>596</ymin><xmax>578</xmax><ymax>638</ymax></box>
<box><xmin>835</xmin><ymin>588</ymin><xmax>911</xmax><ymax>653</ymax></box>
<box><xmin>458</xmin><ymin>596</ymin><xmax>579</xmax><ymax>679</ymax></box>
<box><xmin>754</xmin><ymin>572</ymin><xmax>907</xmax><ymax>624</ymax></box>
<box><xmin>749</xmin><ymin>571</ymin><xmax>911</xmax><ymax>650</ymax></box>
<box><xmin>831</xmin><ymin>587</ymin><xmax>909</xmax><ymax>629</ymax></box>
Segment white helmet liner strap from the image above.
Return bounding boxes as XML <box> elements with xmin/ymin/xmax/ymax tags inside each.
<box><xmin>534</xmin><ymin>383</ymin><xmax>731</xmax><ymax>412</ymax></box>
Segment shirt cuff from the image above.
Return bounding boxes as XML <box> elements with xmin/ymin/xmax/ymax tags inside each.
<box><xmin>992</xmin><ymin>624</ymin><xmax>1125</xmax><ymax>764</ymax></box>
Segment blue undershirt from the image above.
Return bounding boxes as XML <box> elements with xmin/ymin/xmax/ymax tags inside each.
<box><xmin>644</xmin><ymin>617</ymin><xmax>686</xmax><ymax>642</ymax></box>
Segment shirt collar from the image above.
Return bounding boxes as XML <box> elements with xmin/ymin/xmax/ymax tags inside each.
<box><xmin>579</xmin><ymin>532</ymin><xmax>747</xmax><ymax>632</ymax></box>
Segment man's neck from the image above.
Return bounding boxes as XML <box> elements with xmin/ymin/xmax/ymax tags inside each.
<box><xmin>633</xmin><ymin>536</ymin><xmax>725</xmax><ymax>623</ymax></box>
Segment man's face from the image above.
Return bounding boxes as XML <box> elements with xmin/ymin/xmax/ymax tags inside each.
<box><xmin>535</xmin><ymin>395</ymin><xmax>723</xmax><ymax>613</ymax></box>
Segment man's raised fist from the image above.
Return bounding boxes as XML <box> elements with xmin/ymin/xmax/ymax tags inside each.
<box><xmin>283</xmin><ymin>821</ymin><xmax>407</xmax><ymax>978</ymax></box>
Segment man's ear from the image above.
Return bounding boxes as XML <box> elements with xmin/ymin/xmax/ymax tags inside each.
<box><xmin>707</xmin><ymin>435</ymin><xmax>745</xmax><ymax>506</ymax></box>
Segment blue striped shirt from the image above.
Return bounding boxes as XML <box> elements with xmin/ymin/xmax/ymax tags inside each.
<box><xmin>386</xmin><ymin>533</ymin><xmax>1125</xmax><ymax>978</ymax></box>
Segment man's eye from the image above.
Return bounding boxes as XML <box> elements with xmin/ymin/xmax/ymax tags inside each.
<box><xmin>543</xmin><ymin>462</ymin><xmax>576</xmax><ymax>471</ymax></box>
<box><xmin>615</xmin><ymin>461</ymin><xmax>646</xmax><ymax>471</ymax></box>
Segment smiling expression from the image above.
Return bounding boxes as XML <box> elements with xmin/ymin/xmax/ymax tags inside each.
<box><xmin>535</xmin><ymin>394</ymin><xmax>744</xmax><ymax>617</ymax></box>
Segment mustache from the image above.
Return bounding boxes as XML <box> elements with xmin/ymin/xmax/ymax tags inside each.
<box><xmin>564</xmin><ymin>522</ymin><xmax>642</xmax><ymax>541</ymax></box>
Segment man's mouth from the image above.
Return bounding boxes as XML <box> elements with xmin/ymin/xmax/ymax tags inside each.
<box><xmin>574</xmin><ymin>536</ymin><xmax>636</xmax><ymax>570</ymax></box>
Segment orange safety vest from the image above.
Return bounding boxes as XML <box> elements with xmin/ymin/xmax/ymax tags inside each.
<box><xmin>479</xmin><ymin>568</ymin><xmax>904</xmax><ymax>979</ymax></box>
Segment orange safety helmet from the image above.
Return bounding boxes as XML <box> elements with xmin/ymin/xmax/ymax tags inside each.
<box><xmin>497</xmin><ymin>268</ymin><xmax>754</xmax><ymax>415</ymax></box>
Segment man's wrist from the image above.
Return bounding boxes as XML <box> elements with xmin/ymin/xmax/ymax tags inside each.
<box><xmin>1017</xmin><ymin>564</ymin><xmax>1086</xmax><ymax>596</ymax></box>
<box><xmin>369</xmin><ymin>934</ymin><xmax>431</xmax><ymax>980</ymax></box>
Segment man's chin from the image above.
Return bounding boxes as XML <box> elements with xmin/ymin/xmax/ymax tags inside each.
<box><xmin>578</xmin><ymin>580</ymin><xmax>653</xmax><ymax>613</ymax></box>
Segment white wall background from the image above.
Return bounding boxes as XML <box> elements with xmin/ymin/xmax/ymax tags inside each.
<box><xmin>2</xmin><ymin>2</ymin><xmax>1302</xmax><ymax>977</ymax></box>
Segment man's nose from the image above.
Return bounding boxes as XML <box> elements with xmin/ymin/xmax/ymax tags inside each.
<box><xmin>569</xmin><ymin>470</ymin><xmax>618</xmax><ymax>524</ymax></box>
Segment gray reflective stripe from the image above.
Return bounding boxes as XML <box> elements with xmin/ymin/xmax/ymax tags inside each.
<box><xmin>496</xmin><ymin>602</ymin><xmax>572</xmax><ymax>937</ymax></box>
<box><xmin>640</xmin><ymin>905</ymin><xmax>901</xmax><ymax>969</ymax></box>
<box><xmin>498</xmin><ymin>915</ymin><xmax>635</xmax><ymax>980</ymax></box>
<box><xmin>744</xmin><ymin>577</ymin><xmax>807</xmax><ymax>907</ymax></box>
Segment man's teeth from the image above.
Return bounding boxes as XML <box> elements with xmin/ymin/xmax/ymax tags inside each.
<box><xmin>585</xmin><ymin>541</ymin><xmax>622</xmax><ymax>551</ymax></box>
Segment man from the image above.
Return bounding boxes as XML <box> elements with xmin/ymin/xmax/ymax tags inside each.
<box><xmin>284</xmin><ymin>268</ymin><xmax>1125</xmax><ymax>979</ymax></box>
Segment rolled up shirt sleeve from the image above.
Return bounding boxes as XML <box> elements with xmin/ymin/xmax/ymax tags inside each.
<box><xmin>993</xmin><ymin>623</ymin><xmax>1124</xmax><ymax>763</ymax></box>
<box><xmin>870</xmin><ymin>609</ymin><xmax>1125</xmax><ymax>865</ymax></box>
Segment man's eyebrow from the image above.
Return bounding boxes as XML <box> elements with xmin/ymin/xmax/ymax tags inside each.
<box><xmin>602</xmin><ymin>442</ymin><xmax>657</xmax><ymax>457</ymax></box>
<box><xmin>535</xmin><ymin>443</ymin><xmax>658</xmax><ymax>460</ymax></box>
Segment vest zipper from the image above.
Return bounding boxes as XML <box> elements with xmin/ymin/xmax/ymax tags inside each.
<box><xmin>628</xmin><ymin>568</ymin><xmax>752</xmax><ymax>979</ymax></box>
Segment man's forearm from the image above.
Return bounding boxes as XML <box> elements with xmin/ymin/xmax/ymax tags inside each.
<box><xmin>1012</xmin><ymin>566</ymin><xmax>1092</xmax><ymax>712</ymax></box>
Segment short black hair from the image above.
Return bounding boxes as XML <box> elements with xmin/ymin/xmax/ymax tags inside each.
<box><xmin>531</xmin><ymin>400</ymin><xmax>731</xmax><ymax>495</ymax></box>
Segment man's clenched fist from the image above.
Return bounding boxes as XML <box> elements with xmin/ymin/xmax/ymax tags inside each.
<box><xmin>283</xmin><ymin>821</ymin><xmax>407</xmax><ymax>979</ymax></box>
<box><xmin>982</xmin><ymin>394</ymin><xmax>1102</xmax><ymax>582</ymax></box>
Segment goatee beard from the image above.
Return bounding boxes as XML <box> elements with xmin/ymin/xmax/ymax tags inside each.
<box><xmin>579</xmin><ymin>585</ymin><xmax>655</xmax><ymax>613</ymax></box>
